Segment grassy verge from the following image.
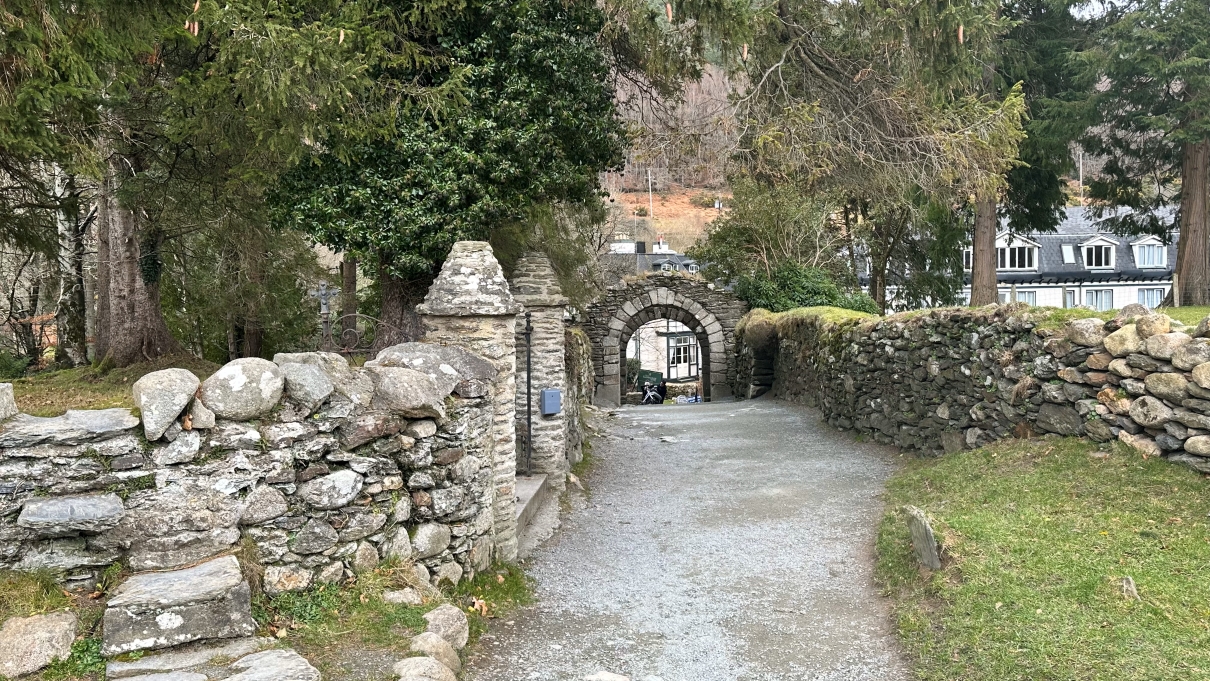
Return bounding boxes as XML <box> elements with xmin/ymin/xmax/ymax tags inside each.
<box><xmin>1160</xmin><ymin>305</ymin><xmax>1210</xmax><ymax>326</ymax></box>
<box><xmin>0</xmin><ymin>570</ymin><xmax>115</xmax><ymax>680</ymax></box>
<box><xmin>11</xmin><ymin>354</ymin><xmax>219</xmax><ymax>417</ymax></box>
<box><xmin>252</xmin><ymin>564</ymin><xmax>432</xmax><ymax>673</ymax></box>
<box><xmin>252</xmin><ymin>561</ymin><xmax>532</xmax><ymax>677</ymax></box>
<box><xmin>877</xmin><ymin>436</ymin><xmax>1210</xmax><ymax>680</ymax></box>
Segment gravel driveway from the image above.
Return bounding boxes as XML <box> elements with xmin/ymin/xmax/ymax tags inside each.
<box><xmin>464</xmin><ymin>399</ymin><xmax>911</xmax><ymax>681</ymax></box>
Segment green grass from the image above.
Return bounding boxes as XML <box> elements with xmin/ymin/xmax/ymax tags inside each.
<box><xmin>1160</xmin><ymin>306</ymin><xmax>1210</xmax><ymax>327</ymax></box>
<box><xmin>877</xmin><ymin>436</ymin><xmax>1210</xmax><ymax>680</ymax></box>
<box><xmin>0</xmin><ymin>571</ymin><xmax>112</xmax><ymax>680</ymax></box>
<box><xmin>11</xmin><ymin>354</ymin><xmax>219</xmax><ymax>417</ymax></box>
<box><xmin>453</xmin><ymin>564</ymin><xmax>534</xmax><ymax>644</ymax></box>
<box><xmin>1028</xmin><ymin>306</ymin><xmax>1115</xmax><ymax>331</ymax></box>
<box><xmin>0</xmin><ymin>571</ymin><xmax>71</xmax><ymax>621</ymax></box>
<box><xmin>253</xmin><ymin>564</ymin><xmax>431</xmax><ymax>655</ymax></box>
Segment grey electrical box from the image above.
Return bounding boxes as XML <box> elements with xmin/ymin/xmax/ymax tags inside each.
<box><xmin>540</xmin><ymin>388</ymin><xmax>562</xmax><ymax>416</ymax></box>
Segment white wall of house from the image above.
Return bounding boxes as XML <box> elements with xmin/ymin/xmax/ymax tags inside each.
<box><xmin>957</xmin><ymin>282</ymin><xmax>1171</xmax><ymax>311</ymax></box>
<box><xmin>626</xmin><ymin>319</ymin><xmax>702</xmax><ymax>382</ymax></box>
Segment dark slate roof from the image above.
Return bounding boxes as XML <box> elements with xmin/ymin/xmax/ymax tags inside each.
<box><xmin>993</xmin><ymin>206</ymin><xmax>1178</xmax><ymax>285</ymax></box>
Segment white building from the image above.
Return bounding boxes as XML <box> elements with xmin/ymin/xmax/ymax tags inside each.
<box><xmin>626</xmin><ymin>319</ymin><xmax>702</xmax><ymax>384</ymax></box>
<box><xmin>958</xmin><ymin>207</ymin><xmax>1177</xmax><ymax>311</ymax></box>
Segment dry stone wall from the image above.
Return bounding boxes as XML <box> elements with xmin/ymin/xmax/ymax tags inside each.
<box><xmin>0</xmin><ymin>343</ymin><xmax>502</xmax><ymax>593</ymax></box>
<box><xmin>734</xmin><ymin>303</ymin><xmax>1210</xmax><ymax>472</ymax></box>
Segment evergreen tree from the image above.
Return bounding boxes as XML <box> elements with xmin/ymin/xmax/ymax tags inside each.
<box><xmin>1079</xmin><ymin>0</ymin><xmax>1210</xmax><ymax>304</ymax></box>
<box><xmin>270</xmin><ymin>0</ymin><xmax>626</xmax><ymax>342</ymax></box>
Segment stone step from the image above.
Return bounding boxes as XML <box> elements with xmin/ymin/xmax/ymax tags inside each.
<box><xmin>102</xmin><ymin>555</ymin><xmax>257</xmax><ymax>656</ymax></box>
<box><xmin>514</xmin><ymin>473</ymin><xmax>551</xmax><ymax>537</ymax></box>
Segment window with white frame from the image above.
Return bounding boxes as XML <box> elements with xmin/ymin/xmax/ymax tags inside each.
<box><xmin>963</xmin><ymin>249</ymin><xmax>973</xmax><ymax>271</ymax></box>
<box><xmin>1065</xmin><ymin>289</ymin><xmax>1075</xmax><ymax>308</ymax></box>
<box><xmin>1086</xmin><ymin>289</ymin><xmax>1113</xmax><ymax>311</ymax></box>
<box><xmin>666</xmin><ymin>335</ymin><xmax>698</xmax><ymax>379</ymax></box>
<box><xmin>1016</xmin><ymin>290</ymin><xmax>1036</xmax><ymax>306</ymax></box>
<box><xmin>1061</xmin><ymin>244</ymin><xmax>1076</xmax><ymax>264</ymax></box>
<box><xmin>1084</xmin><ymin>244</ymin><xmax>1114</xmax><ymax>269</ymax></box>
<box><xmin>1139</xmin><ymin>288</ymin><xmax>1165</xmax><ymax>308</ymax></box>
<box><xmin>1134</xmin><ymin>241</ymin><xmax>1166</xmax><ymax>268</ymax></box>
<box><xmin>687</xmin><ymin>263</ymin><xmax>699</xmax><ymax>273</ymax></box>
<box><xmin>998</xmin><ymin>246</ymin><xmax>1036</xmax><ymax>270</ymax></box>
<box><xmin>660</xmin><ymin>262</ymin><xmax>673</xmax><ymax>272</ymax></box>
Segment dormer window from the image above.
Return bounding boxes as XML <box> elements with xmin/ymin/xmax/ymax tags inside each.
<box><xmin>998</xmin><ymin>246</ymin><xmax>1035</xmax><ymax>270</ymax></box>
<box><xmin>1132</xmin><ymin>236</ymin><xmax>1167</xmax><ymax>268</ymax></box>
<box><xmin>961</xmin><ymin>234</ymin><xmax>1039</xmax><ymax>272</ymax></box>
<box><xmin>1081</xmin><ymin>236</ymin><xmax>1117</xmax><ymax>269</ymax></box>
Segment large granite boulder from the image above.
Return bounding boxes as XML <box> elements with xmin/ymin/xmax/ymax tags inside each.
<box><xmin>411</xmin><ymin>522</ymin><xmax>452</xmax><ymax>559</ymax></box>
<box><xmin>422</xmin><ymin>604</ymin><xmax>469</xmax><ymax>649</ymax></box>
<box><xmin>289</xmin><ymin>518</ymin><xmax>338</xmax><ymax>554</ymax></box>
<box><xmin>1035</xmin><ymin>402</ymin><xmax>1083</xmax><ymax>435</ymax></box>
<box><xmin>368</xmin><ymin>342</ymin><xmax>496</xmax><ymax>398</ymax></box>
<box><xmin>199</xmin><ymin>358</ymin><xmax>285</xmax><ymax>420</ymax></box>
<box><xmin>1066</xmin><ymin>318</ymin><xmax>1107</xmax><ymax>347</ymax></box>
<box><xmin>393</xmin><ymin>656</ymin><xmax>457</xmax><ymax>681</ymax></box>
<box><xmin>132</xmin><ymin>369</ymin><xmax>200</xmax><ymax>440</ymax></box>
<box><xmin>1192</xmin><ymin>362</ymin><xmax>1210</xmax><ymax>390</ymax></box>
<box><xmin>1172</xmin><ymin>339</ymin><xmax>1210</xmax><ymax>371</ymax></box>
<box><xmin>1135</xmin><ymin>313</ymin><xmax>1171</xmax><ymax>339</ymax></box>
<box><xmin>367</xmin><ymin>367</ymin><xmax>447</xmax><ymax>419</ymax></box>
<box><xmin>0</xmin><ymin>611</ymin><xmax>77</xmax><ymax>678</ymax></box>
<box><xmin>1144</xmin><ymin>372</ymin><xmax>1188</xmax><ymax>403</ymax></box>
<box><xmin>263</xmin><ymin>565</ymin><xmax>314</xmax><ymax>596</ymax></box>
<box><xmin>410</xmin><ymin>631</ymin><xmax>461</xmax><ymax>673</ymax></box>
<box><xmin>296</xmin><ymin>469</ymin><xmax>363</xmax><ymax>509</ymax></box>
<box><xmin>0</xmin><ymin>408</ymin><xmax>139</xmax><ymax>447</ymax></box>
<box><xmin>102</xmin><ymin>555</ymin><xmax>256</xmax><ymax>655</ymax></box>
<box><xmin>1144</xmin><ymin>332</ymin><xmax>1192</xmax><ymax>361</ymax></box>
<box><xmin>273</xmin><ymin>352</ymin><xmax>373</xmax><ymax>411</ymax></box>
<box><xmin>279</xmin><ymin>362</ymin><xmax>334</xmax><ymax>413</ymax></box>
<box><xmin>17</xmin><ymin>493</ymin><xmax>125</xmax><ymax>536</ymax></box>
<box><xmin>1103</xmin><ymin>324</ymin><xmax>1143</xmax><ymax>357</ymax></box>
<box><xmin>239</xmin><ymin>485</ymin><xmax>288</xmax><ymax>525</ymax></box>
<box><xmin>1129</xmin><ymin>396</ymin><xmax>1174</xmax><ymax>428</ymax></box>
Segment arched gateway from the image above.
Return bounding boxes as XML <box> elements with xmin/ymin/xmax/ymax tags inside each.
<box><xmin>585</xmin><ymin>273</ymin><xmax>748</xmax><ymax>406</ymax></box>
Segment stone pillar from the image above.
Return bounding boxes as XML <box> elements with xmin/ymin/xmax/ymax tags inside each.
<box><xmin>509</xmin><ymin>253</ymin><xmax>569</xmax><ymax>492</ymax></box>
<box><xmin>417</xmin><ymin>242</ymin><xmax>522</xmax><ymax>562</ymax></box>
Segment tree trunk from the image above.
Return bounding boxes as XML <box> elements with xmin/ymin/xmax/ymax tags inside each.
<box><xmin>16</xmin><ymin>255</ymin><xmax>42</xmax><ymax>360</ymax></box>
<box><xmin>341</xmin><ymin>257</ymin><xmax>358</xmax><ymax>334</ymax></box>
<box><xmin>93</xmin><ymin>162</ymin><xmax>181</xmax><ymax>367</ymax></box>
<box><xmin>1175</xmin><ymin>139</ymin><xmax>1210</xmax><ymax>306</ymax></box>
<box><xmin>54</xmin><ymin>176</ymin><xmax>89</xmax><ymax>367</ymax></box>
<box><xmin>375</xmin><ymin>258</ymin><xmax>427</xmax><ymax>351</ymax></box>
<box><xmin>969</xmin><ymin>191</ymin><xmax>999</xmax><ymax>305</ymax></box>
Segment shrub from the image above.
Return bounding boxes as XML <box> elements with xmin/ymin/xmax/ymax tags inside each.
<box><xmin>0</xmin><ymin>351</ymin><xmax>30</xmax><ymax>379</ymax></box>
<box><xmin>734</xmin><ymin>261</ymin><xmax>878</xmax><ymax>314</ymax></box>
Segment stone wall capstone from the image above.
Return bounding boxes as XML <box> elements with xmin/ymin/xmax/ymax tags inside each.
<box><xmin>733</xmin><ymin>303</ymin><xmax>1210</xmax><ymax>473</ymax></box>
<box><xmin>584</xmin><ymin>273</ymin><xmax>747</xmax><ymax>407</ymax></box>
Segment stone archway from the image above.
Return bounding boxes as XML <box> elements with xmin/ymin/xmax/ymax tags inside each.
<box><xmin>585</xmin><ymin>274</ymin><xmax>748</xmax><ymax>407</ymax></box>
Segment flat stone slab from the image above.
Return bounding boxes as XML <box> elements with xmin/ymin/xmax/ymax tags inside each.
<box><xmin>515</xmin><ymin>474</ymin><xmax>550</xmax><ymax>537</ymax></box>
<box><xmin>102</xmin><ymin>555</ymin><xmax>256</xmax><ymax>655</ymax></box>
<box><xmin>106</xmin><ymin>637</ymin><xmax>268</xmax><ymax>678</ymax></box>
<box><xmin>0</xmin><ymin>408</ymin><xmax>139</xmax><ymax>447</ymax></box>
<box><xmin>0</xmin><ymin>610</ymin><xmax>77</xmax><ymax>678</ymax></box>
<box><xmin>225</xmin><ymin>649</ymin><xmax>321</xmax><ymax>681</ymax></box>
<box><xmin>17</xmin><ymin>493</ymin><xmax>125</xmax><ymax>536</ymax></box>
<box><xmin>121</xmin><ymin>673</ymin><xmax>207</xmax><ymax>681</ymax></box>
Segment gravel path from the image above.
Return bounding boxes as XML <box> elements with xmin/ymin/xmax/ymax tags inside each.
<box><xmin>464</xmin><ymin>399</ymin><xmax>911</xmax><ymax>681</ymax></box>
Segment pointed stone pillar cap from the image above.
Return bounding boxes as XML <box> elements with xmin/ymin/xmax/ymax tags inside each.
<box><xmin>509</xmin><ymin>252</ymin><xmax>569</xmax><ymax>308</ymax></box>
<box><xmin>416</xmin><ymin>241</ymin><xmax>522</xmax><ymax>316</ymax></box>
